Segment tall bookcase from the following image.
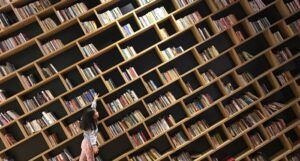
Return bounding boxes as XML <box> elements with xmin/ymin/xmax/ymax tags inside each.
<box><xmin>0</xmin><ymin>0</ymin><xmax>299</xmax><ymax>160</ymax></box>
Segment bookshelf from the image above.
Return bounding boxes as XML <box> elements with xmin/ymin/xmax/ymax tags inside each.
<box><xmin>0</xmin><ymin>0</ymin><xmax>299</xmax><ymax>160</ymax></box>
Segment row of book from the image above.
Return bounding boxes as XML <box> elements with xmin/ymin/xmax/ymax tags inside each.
<box><xmin>148</xmin><ymin>114</ymin><xmax>176</xmax><ymax>137</ymax></box>
<box><xmin>123</xmin><ymin>67</ymin><xmax>139</xmax><ymax>82</ymax></box>
<box><xmin>3</xmin><ymin>133</ymin><xmax>17</xmax><ymax>146</ymax></box>
<box><xmin>48</xmin><ymin>148</ymin><xmax>74</xmax><ymax>161</ymax></box>
<box><xmin>64</xmin><ymin>77</ymin><xmax>74</xmax><ymax>90</ymax></box>
<box><xmin>129</xmin><ymin>130</ymin><xmax>148</xmax><ymax>147</ymax></box>
<box><xmin>56</xmin><ymin>2</ymin><xmax>88</xmax><ymax>23</ymax></box>
<box><xmin>47</xmin><ymin>133</ymin><xmax>59</xmax><ymax>147</ymax></box>
<box><xmin>176</xmin><ymin>0</ymin><xmax>196</xmax><ymax>8</ymax></box>
<box><xmin>64</xmin><ymin>88</ymin><xmax>97</xmax><ymax>113</ymax></box>
<box><xmin>210</xmin><ymin>132</ymin><xmax>224</xmax><ymax>146</ymax></box>
<box><xmin>186</xmin><ymin>94</ymin><xmax>213</xmax><ymax>114</ymax></box>
<box><xmin>121</xmin><ymin>46</ymin><xmax>137</xmax><ymax>60</ymax></box>
<box><xmin>129</xmin><ymin>148</ymin><xmax>161</xmax><ymax>161</ymax></box>
<box><xmin>263</xmin><ymin>102</ymin><xmax>284</xmax><ymax>116</ymax></box>
<box><xmin>250</xmin><ymin>17</ymin><xmax>271</xmax><ymax>34</ymax></box>
<box><xmin>41</xmin><ymin>63</ymin><xmax>58</xmax><ymax>78</ymax></box>
<box><xmin>197</xmin><ymin>27</ymin><xmax>212</xmax><ymax>40</ymax></box>
<box><xmin>80</xmin><ymin>62</ymin><xmax>102</xmax><ymax>80</ymax></box>
<box><xmin>238</xmin><ymin>72</ymin><xmax>254</xmax><ymax>86</ymax></box>
<box><xmin>176</xmin><ymin>11</ymin><xmax>202</xmax><ymax>31</ymax></box>
<box><xmin>41</xmin><ymin>39</ymin><xmax>64</xmax><ymax>55</ymax></box>
<box><xmin>138</xmin><ymin>7</ymin><xmax>168</xmax><ymax>28</ymax></box>
<box><xmin>66</xmin><ymin>120</ymin><xmax>81</xmax><ymax>137</ymax></box>
<box><xmin>199</xmin><ymin>69</ymin><xmax>217</xmax><ymax>84</ymax></box>
<box><xmin>161</xmin><ymin>46</ymin><xmax>184</xmax><ymax>62</ymax></box>
<box><xmin>170</xmin><ymin>131</ymin><xmax>189</xmax><ymax>147</ymax></box>
<box><xmin>108</xmin><ymin>110</ymin><xmax>145</xmax><ymax>137</ymax></box>
<box><xmin>0</xmin><ymin>89</ymin><xmax>6</xmax><ymax>102</ymax></box>
<box><xmin>106</xmin><ymin>89</ymin><xmax>139</xmax><ymax>114</ymax></box>
<box><xmin>249</xmin><ymin>132</ymin><xmax>264</xmax><ymax>147</ymax></box>
<box><xmin>98</xmin><ymin>7</ymin><xmax>123</xmax><ymax>26</ymax></box>
<box><xmin>146</xmin><ymin>91</ymin><xmax>176</xmax><ymax>114</ymax></box>
<box><xmin>0</xmin><ymin>62</ymin><xmax>16</xmax><ymax>78</ymax></box>
<box><xmin>272</xmin><ymin>30</ymin><xmax>284</xmax><ymax>43</ymax></box>
<box><xmin>40</xmin><ymin>17</ymin><xmax>58</xmax><ymax>32</ymax></box>
<box><xmin>0</xmin><ymin>110</ymin><xmax>19</xmax><ymax>127</ymax></box>
<box><xmin>213</xmin><ymin>0</ymin><xmax>237</xmax><ymax>10</ymax></box>
<box><xmin>199</xmin><ymin>45</ymin><xmax>219</xmax><ymax>62</ymax></box>
<box><xmin>265</xmin><ymin>119</ymin><xmax>286</xmax><ymax>137</ymax></box>
<box><xmin>227</xmin><ymin>109</ymin><xmax>265</xmax><ymax>137</ymax></box>
<box><xmin>288</xmin><ymin>19</ymin><xmax>300</xmax><ymax>34</ymax></box>
<box><xmin>285</xmin><ymin>0</ymin><xmax>300</xmax><ymax>14</ymax></box>
<box><xmin>159</xmin><ymin>27</ymin><xmax>170</xmax><ymax>39</ymax></box>
<box><xmin>234</xmin><ymin>29</ymin><xmax>246</xmax><ymax>43</ymax></box>
<box><xmin>23</xmin><ymin>90</ymin><xmax>55</xmax><ymax>112</ymax></box>
<box><xmin>223</xmin><ymin>92</ymin><xmax>258</xmax><ymax>115</ymax></box>
<box><xmin>161</xmin><ymin>68</ymin><xmax>180</xmax><ymax>83</ymax></box>
<box><xmin>173</xmin><ymin>152</ymin><xmax>196</xmax><ymax>161</ymax></box>
<box><xmin>146</xmin><ymin>79</ymin><xmax>158</xmax><ymax>91</ymax></box>
<box><xmin>121</xmin><ymin>24</ymin><xmax>135</xmax><ymax>37</ymax></box>
<box><xmin>238</xmin><ymin>51</ymin><xmax>253</xmax><ymax>63</ymax></box>
<box><xmin>82</xmin><ymin>20</ymin><xmax>98</xmax><ymax>34</ymax></box>
<box><xmin>15</xmin><ymin>0</ymin><xmax>52</xmax><ymax>20</ymax></box>
<box><xmin>248</xmin><ymin>0</ymin><xmax>266</xmax><ymax>13</ymax></box>
<box><xmin>214</xmin><ymin>14</ymin><xmax>237</xmax><ymax>32</ymax></box>
<box><xmin>0</xmin><ymin>32</ymin><xmax>28</xmax><ymax>53</ymax></box>
<box><xmin>81</xmin><ymin>43</ymin><xmax>98</xmax><ymax>57</ymax></box>
<box><xmin>104</xmin><ymin>78</ymin><xmax>116</xmax><ymax>91</ymax></box>
<box><xmin>0</xmin><ymin>13</ymin><xmax>15</xmax><ymax>30</ymax></box>
<box><xmin>274</xmin><ymin>47</ymin><xmax>293</xmax><ymax>64</ymax></box>
<box><xmin>276</xmin><ymin>70</ymin><xmax>293</xmax><ymax>86</ymax></box>
<box><xmin>137</xmin><ymin>0</ymin><xmax>154</xmax><ymax>6</ymax></box>
<box><xmin>23</xmin><ymin>111</ymin><xmax>57</xmax><ymax>135</ymax></box>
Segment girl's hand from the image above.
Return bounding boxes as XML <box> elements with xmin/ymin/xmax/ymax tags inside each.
<box><xmin>93</xmin><ymin>93</ymin><xmax>99</xmax><ymax>101</ymax></box>
<box><xmin>92</xmin><ymin>145</ymin><xmax>99</xmax><ymax>154</ymax></box>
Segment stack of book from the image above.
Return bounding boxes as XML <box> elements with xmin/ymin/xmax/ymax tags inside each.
<box><xmin>129</xmin><ymin>148</ymin><xmax>161</xmax><ymax>161</ymax></box>
<box><xmin>172</xmin><ymin>152</ymin><xmax>194</xmax><ymax>161</ymax></box>
<box><xmin>98</xmin><ymin>7</ymin><xmax>123</xmax><ymax>26</ymax></box>
<box><xmin>108</xmin><ymin>110</ymin><xmax>145</xmax><ymax>137</ymax></box>
<box><xmin>146</xmin><ymin>91</ymin><xmax>176</xmax><ymax>115</ymax></box>
<box><xmin>64</xmin><ymin>78</ymin><xmax>74</xmax><ymax>90</ymax></box>
<box><xmin>66</xmin><ymin>120</ymin><xmax>81</xmax><ymax>136</ymax></box>
<box><xmin>104</xmin><ymin>78</ymin><xmax>116</xmax><ymax>91</ymax></box>
<box><xmin>249</xmin><ymin>132</ymin><xmax>264</xmax><ymax>147</ymax></box>
<box><xmin>56</xmin><ymin>3</ymin><xmax>88</xmax><ymax>23</ymax></box>
<box><xmin>0</xmin><ymin>33</ymin><xmax>28</xmax><ymax>53</ymax></box>
<box><xmin>224</xmin><ymin>82</ymin><xmax>234</xmax><ymax>94</ymax></box>
<box><xmin>15</xmin><ymin>0</ymin><xmax>52</xmax><ymax>19</ymax></box>
<box><xmin>213</xmin><ymin>0</ymin><xmax>237</xmax><ymax>10</ymax></box>
<box><xmin>237</xmin><ymin>72</ymin><xmax>254</xmax><ymax>85</ymax></box>
<box><xmin>199</xmin><ymin>45</ymin><xmax>219</xmax><ymax>62</ymax></box>
<box><xmin>248</xmin><ymin>0</ymin><xmax>266</xmax><ymax>12</ymax></box>
<box><xmin>81</xmin><ymin>43</ymin><xmax>98</xmax><ymax>57</ymax></box>
<box><xmin>47</xmin><ymin>133</ymin><xmax>59</xmax><ymax>147</ymax></box>
<box><xmin>263</xmin><ymin>102</ymin><xmax>284</xmax><ymax>116</ymax></box>
<box><xmin>171</xmin><ymin>131</ymin><xmax>189</xmax><ymax>147</ymax></box>
<box><xmin>49</xmin><ymin>149</ymin><xmax>74</xmax><ymax>161</ymax></box>
<box><xmin>40</xmin><ymin>18</ymin><xmax>58</xmax><ymax>32</ymax></box>
<box><xmin>238</xmin><ymin>51</ymin><xmax>253</xmax><ymax>63</ymax></box>
<box><xmin>80</xmin><ymin>62</ymin><xmax>102</xmax><ymax>80</ymax></box>
<box><xmin>176</xmin><ymin>0</ymin><xmax>196</xmax><ymax>8</ymax></box>
<box><xmin>106</xmin><ymin>89</ymin><xmax>139</xmax><ymax>114</ymax></box>
<box><xmin>235</xmin><ymin>30</ymin><xmax>246</xmax><ymax>43</ymax></box>
<box><xmin>159</xmin><ymin>27</ymin><xmax>169</xmax><ymax>39</ymax></box>
<box><xmin>81</xmin><ymin>20</ymin><xmax>98</xmax><ymax>33</ymax></box>
<box><xmin>0</xmin><ymin>89</ymin><xmax>7</xmax><ymax>102</ymax></box>
<box><xmin>272</xmin><ymin>31</ymin><xmax>284</xmax><ymax>43</ymax></box>
<box><xmin>198</xmin><ymin>27</ymin><xmax>211</xmax><ymax>40</ymax></box>
<box><xmin>138</xmin><ymin>6</ymin><xmax>168</xmax><ymax>28</ymax></box>
<box><xmin>64</xmin><ymin>88</ymin><xmax>97</xmax><ymax>113</ymax></box>
<box><xmin>0</xmin><ymin>62</ymin><xmax>16</xmax><ymax>78</ymax></box>
<box><xmin>228</xmin><ymin>110</ymin><xmax>265</xmax><ymax>137</ymax></box>
<box><xmin>23</xmin><ymin>111</ymin><xmax>57</xmax><ymax>135</ymax></box>
<box><xmin>250</xmin><ymin>17</ymin><xmax>271</xmax><ymax>33</ymax></box>
<box><xmin>122</xmin><ymin>67</ymin><xmax>139</xmax><ymax>82</ymax></box>
<box><xmin>0</xmin><ymin>110</ymin><xmax>19</xmax><ymax>127</ymax></box>
<box><xmin>41</xmin><ymin>39</ymin><xmax>64</xmax><ymax>55</ymax></box>
<box><xmin>137</xmin><ymin>0</ymin><xmax>154</xmax><ymax>6</ymax></box>
<box><xmin>41</xmin><ymin>63</ymin><xmax>58</xmax><ymax>78</ymax></box>
<box><xmin>3</xmin><ymin>133</ymin><xmax>17</xmax><ymax>146</ymax></box>
<box><xmin>276</xmin><ymin>71</ymin><xmax>293</xmax><ymax>86</ymax></box>
<box><xmin>211</xmin><ymin>133</ymin><xmax>224</xmax><ymax>147</ymax></box>
<box><xmin>120</xmin><ymin>46</ymin><xmax>137</xmax><ymax>60</ymax></box>
<box><xmin>23</xmin><ymin>90</ymin><xmax>55</xmax><ymax>112</ymax></box>
<box><xmin>129</xmin><ymin>131</ymin><xmax>148</xmax><ymax>147</ymax></box>
<box><xmin>186</xmin><ymin>94</ymin><xmax>213</xmax><ymax>115</ymax></box>
<box><xmin>161</xmin><ymin>68</ymin><xmax>180</xmax><ymax>83</ymax></box>
<box><xmin>288</xmin><ymin>19</ymin><xmax>300</xmax><ymax>34</ymax></box>
<box><xmin>121</xmin><ymin>24</ymin><xmax>135</xmax><ymax>37</ymax></box>
<box><xmin>146</xmin><ymin>79</ymin><xmax>158</xmax><ymax>91</ymax></box>
<box><xmin>176</xmin><ymin>11</ymin><xmax>202</xmax><ymax>30</ymax></box>
<box><xmin>20</xmin><ymin>73</ymin><xmax>38</xmax><ymax>89</ymax></box>
<box><xmin>0</xmin><ymin>13</ymin><xmax>15</xmax><ymax>29</ymax></box>
<box><xmin>148</xmin><ymin>114</ymin><xmax>176</xmax><ymax>137</ymax></box>
<box><xmin>214</xmin><ymin>14</ymin><xmax>237</xmax><ymax>32</ymax></box>
<box><xmin>223</xmin><ymin>92</ymin><xmax>258</xmax><ymax>115</ymax></box>
<box><xmin>274</xmin><ymin>47</ymin><xmax>293</xmax><ymax>63</ymax></box>
<box><xmin>285</xmin><ymin>0</ymin><xmax>300</xmax><ymax>14</ymax></box>
<box><xmin>161</xmin><ymin>46</ymin><xmax>184</xmax><ymax>61</ymax></box>
<box><xmin>265</xmin><ymin>119</ymin><xmax>286</xmax><ymax>137</ymax></box>
<box><xmin>199</xmin><ymin>69</ymin><xmax>217</xmax><ymax>84</ymax></box>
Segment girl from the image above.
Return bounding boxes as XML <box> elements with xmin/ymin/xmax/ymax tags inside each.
<box><xmin>79</xmin><ymin>93</ymin><xmax>100</xmax><ymax>161</ymax></box>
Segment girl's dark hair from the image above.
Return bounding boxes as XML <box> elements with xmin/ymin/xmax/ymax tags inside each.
<box><xmin>80</xmin><ymin>108</ymin><xmax>97</xmax><ymax>131</ymax></box>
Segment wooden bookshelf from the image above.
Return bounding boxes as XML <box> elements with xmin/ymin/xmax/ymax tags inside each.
<box><xmin>0</xmin><ymin>0</ymin><xmax>299</xmax><ymax>160</ymax></box>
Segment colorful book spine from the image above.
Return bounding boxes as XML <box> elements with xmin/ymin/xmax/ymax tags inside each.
<box><xmin>98</xmin><ymin>7</ymin><xmax>123</xmax><ymax>26</ymax></box>
<box><xmin>23</xmin><ymin>90</ymin><xmax>55</xmax><ymax>112</ymax></box>
<box><xmin>40</xmin><ymin>17</ymin><xmax>58</xmax><ymax>31</ymax></box>
<box><xmin>138</xmin><ymin>6</ymin><xmax>168</xmax><ymax>28</ymax></box>
<box><xmin>64</xmin><ymin>88</ymin><xmax>97</xmax><ymax>113</ymax></box>
<box><xmin>41</xmin><ymin>39</ymin><xmax>64</xmax><ymax>55</ymax></box>
<box><xmin>122</xmin><ymin>67</ymin><xmax>139</xmax><ymax>82</ymax></box>
<box><xmin>82</xmin><ymin>20</ymin><xmax>98</xmax><ymax>33</ymax></box>
<box><xmin>161</xmin><ymin>68</ymin><xmax>180</xmax><ymax>83</ymax></box>
<box><xmin>56</xmin><ymin>2</ymin><xmax>88</xmax><ymax>23</ymax></box>
<box><xmin>15</xmin><ymin>0</ymin><xmax>52</xmax><ymax>19</ymax></box>
<box><xmin>176</xmin><ymin>11</ymin><xmax>202</xmax><ymax>30</ymax></box>
<box><xmin>214</xmin><ymin>14</ymin><xmax>237</xmax><ymax>32</ymax></box>
<box><xmin>106</xmin><ymin>89</ymin><xmax>139</xmax><ymax>114</ymax></box>
<box><xmin>146</xmin><ymin>91</ymin><xmax>176</xmax><ymax>114</ymax></box>
<box><xmin>186</xmin><ymin>94</ymin><xmax>213</xmax><ymax>114</ymax></box>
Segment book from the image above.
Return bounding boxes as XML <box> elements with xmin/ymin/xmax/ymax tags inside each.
<box><xmin>0</xmin><ymin>110</ymin><xmax>19</xmax><ymax>127</ymax></box>
<box><xmin>138</xmin><ymin>6</ymin><xmax>168</xmax><ymax>28</ymax></box>
<box><xmin>81</xmin><ymin>43</ymin><xmax>98</xmax><ymax>57</ymax></box>
<box><xmin>263</xmin><ymin>102</ymin><xmax>285</xmax><ymax>116</ymax></box>
<box><xmin>172</xmin><ymin>152</ymin><xmax>193</xmax><ymax>161</ymax></box>
<box><xmin>66</xmin><ymin>120</ymin><xmax>81</xmax><ymax>136</ymax></box>
<box><xmin>176</xmin><ymin>0</ymin><xmax>196</xmax><ymax>8</ymax></box>
<box><xmin>274</xmin><ymin>47</ymin><xmax>293</xmax><ymax>64</ymax></box>
<box><xmin>250</xmin><ymin>17</ymin><xmax>271</xmax><ymax>34</ymax></box>
<box><xmin>64</xmin><ymin>77</ymin><xmax>74</xmax><ymax>90</ymax></box>
<box><xmin>121</xmin><ymin>23</ymin><xmax>135</xmax><ymax>37</ymax></box>
<box><xmin>161</xmin><ymin>46</ymin><xmax>184</xmax><ymax>61</ymax></box>
<box><xmin>148</xmin><ymin>114</ymin><xmax>176</xmax><ymax>137</ymax></box>
<box><xmin>237</xmin><ymin>72</ymin><xmax>254</xmax><ymax>85</ymax></box>
<box><xmin>276</xmin><ymin>70</ymin><xmax>293</xmax><ymax>86</ymax></box>
<box><xmin>146</xmin><ymin>91</ymin><xmax>176</xmax><ymax>114</ymax></box>
<box><xmin>199</xmin><ymin>69</ymin><xmax>217</xmax><ymax>84</ymax></box>
<box><xmin>272</xmin><ymin>31</ymin><xmax>284</xmax><ymax>43</ymax></box>
<box><xmin>23</xmin><ymin>90</ymin><xmax>55</xmax><ymax>112</ymax></box>
<box><xmin>64</xmin><ymin>88</ymin><xmax>97</xmax><ymax>113</ymax></box>
<box><xmin>161</xmin><ymin>68</ymin><xmax>180</xmax><ymax>83</ymax></box>
<box><xmin>20</xmin><ymin>73</ymin><xmax>38</xmax><ymax>89</ymax></box>
<box><xmin>40</xmin><ymin>17</ymin><xmax>58</xmax><ymax>32</ymax></box>
<box><xmin>41</xmin><ymin>39</ymin><xmax>64</xmax><ymax>55</ymax></box>
<box><xmin>0</xmin><ymin>62</ymin><xmax>16</xmax><ymax>78</ymax></box>
<box><xmin>199</xmin><ymin>45</ymin><xmax>219</xmax><ymax>62</ymax></box>
<box><xmin>176</xmin><ymin>11</ymin><xmax>202</xmax><ymax>30</ymax></box>
<box><xmin>248</xmin><ymin>0</ymin><xmax>266</xmax><ymax>12</ymax></box>
<box><xmin>0</xmin><ymin>32</ymin><xmax>28</xmax><ymax>53</ymax></box>
<box><xmin>122</xmin><ymin>67</ymin><xmax>139</xmax><ymax>82</ymax></box>
<box><xmin>23</xmin><ymin>111</ymin><xmax>57</xmax><ymax>135</ymax></box>
<box><xmin>49</xmin><ymin>148</ymin><xmax>74</xmax><ymax>161</ymax></box>
<box><xmin>15</xmin><ymin>0</ymin><xmax>52</xmax><ymax>19</ymax></box>
<box><xmin>146</xmin><ymin>79</ymin><xmax>158</xmax><ymax>91</ymax></box>
<box><xmin>82</xmin><ymin>20</ymin><xmax>98</xmax><ymax>33</ymax></box>
<box><xmin>198</xmin><ymin>27</ymin><xmax>211</xmax><ymax>40</ymax></box>
<box><xmin>104</xmin><ymin>78</ymin><xmax>116</xmax><ymax>91</ymax></box>
<box><xmin>0</xmin><ymin>13</ymin><xmax>16</xmax><ymax>30</ymax></box>
<box><xmin>213</xmin><ymin>0</ymin><xmax>237</xmax><ymax>10</ymax></box>
<box><xmin>129</xmin><ymin>148</ymin><xmax>161</xmax><ymax>161</ymax></box>
<box><xmin>186</xmin><ymin>120</ymin><xmax>209</xmax><ymax>138</ymax></box>
<box><xmin>234</xmin><ymin>30</ymin><xmax>246</xmax><ymax>43</ymax></box>
<box><xmin>224</xmin><ymin>92</ymin><xmax>258</xmax><ymax>115</ymax></box>
<box><xmin>249</xmin><ymin>132</ymin><xmax>264</xmax><ymax>147</ymax></box>
<box><xmin>3</xmin><ymin>133</ymin><xmax>17</xmax><ymax>146</ymax></box>
<box><xmin>211</xmin><ymin>133</ymin><xmax>224</xmax><ymax>146</ymax></box>
<box><xmin>98</xmin><ymin>7</ymin><xmax>123</xmax><ymax>26</ymax></box>
<box><xmin>47</xmin><ymin>133</ymin><xmax>59</xmax><ymax>147</ymax></box>
<box><xmin>0</xmin><ymin>89</ymin><xmax>7</xmax><ymax>102</ymax></box>
<box><xmin>186</xmin><ymin>94</ymin><xmax>213</xmax><ymax>115</ymax></box>
<box><xmin>121</xmin><ymin>46</ymin><xmax>137</xmax><ymax>60</ymax></box>
<box><xmin>185</xmin><ymin>81</ymin><xmax>194</xmax><ymax>93</ymax></box>
<box><xmin>106</xmin><ymin>89</ymin><xmax>139</xmax><ymax>114</ymax></box>
<box><xmin>287</xmin><ymin>19</ymin><xmax>300</xmax><ymax>34</ymax></box>
<box><xmin>265</xmin><ymin>119</ymin><xmax>286</xmax><ymax>137</ymax></box>
<box><xmin>56</xmin><ymin>2</ymin><xmax>88</xmax><ymax>23</ymax></box>
<box><xmin>137</xmin><ymin>0</ymin><xmax>155</xmax><ymax>6</ymax></box>
<box><xmin>159</xmin><ymin>28</ymin><xmax>169</xmax><ymax>39</ymax></box>
<box><xmin>171</xmin><ymin>131</ymin><xmax>189</xmax><ymax>147</ymax></box>
<box><xmin>80</xmin><ymin>62</ymin><xmax>102</xmax><ymax>80</ymax></box>
<box><xmin>129</xmin><ymin>130</ymin><xmax>148</xmax><ymax>147</ymax></box>
<box><xmin>250</xmin><ymin>153</ymin><xmax>268</xmax><ymax>161</ymax></box>
<box><xmin>238</xmin><ymin>51</ymin><xmax>254</xmax><ymax>63</ymax></box>
<box><xmin>108</xmin><ymin>110</ymin><xmax>145</xmax><ymax>137</ymax></box>
<box><xmin>285</xmin><ymin>0</ymin><xmax>300</xmax><ymax>14</ymax></box>
<box><xmin>41</xmin><ymin>63</ymin><xmax>58</xmax><ymax>78</ymax></box>
<box><xmin>213</xmin><ymin>14</ymin><xmax>237</xmax><ymax>32</ymax></box>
